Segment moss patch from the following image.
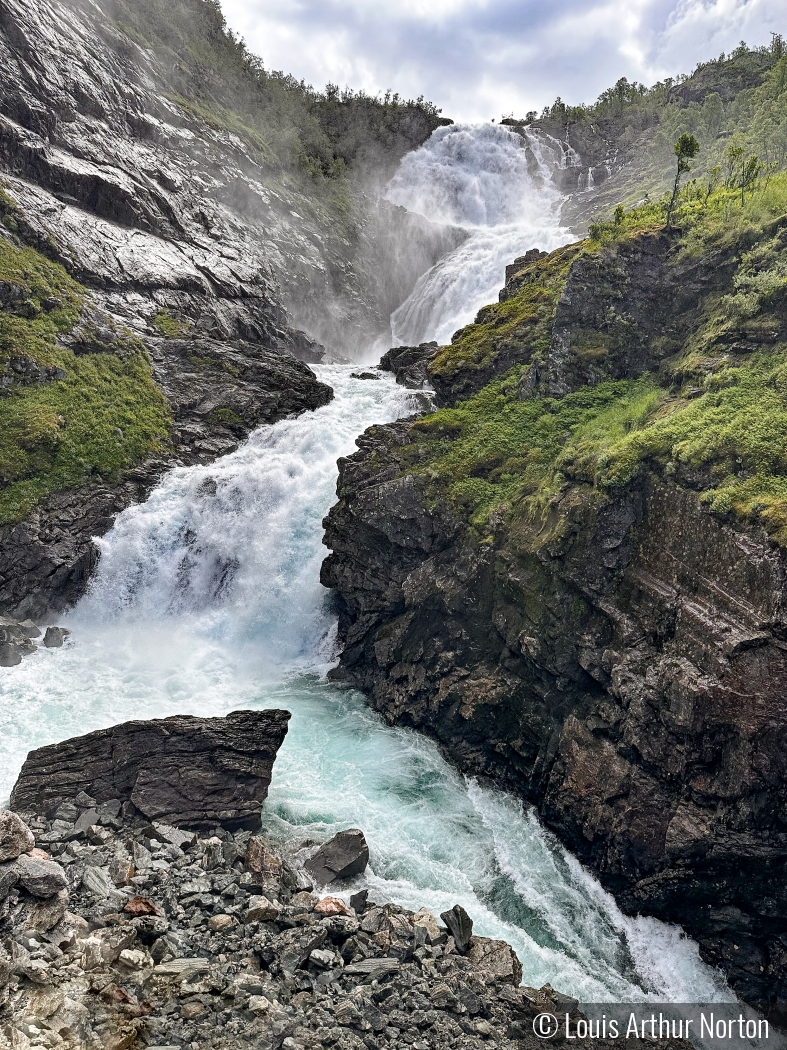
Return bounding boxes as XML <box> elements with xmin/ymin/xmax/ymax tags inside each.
<box><xmin>152</xmin><ymin>308</ymin><xmax>191</xmax><ymax>339</ymax></box>
<box><xmin>0</xmin><ymin>239</ymin><xmax>172</xmax><ymax>524</ymax></box>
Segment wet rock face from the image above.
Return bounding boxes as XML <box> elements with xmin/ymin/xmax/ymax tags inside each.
<box><xmin>321</xmin><ymin>414</ymin><xmax>787</xmax><ymax>1006</ymax></box>
<box><xmin>10</xmin><ymin>711</ymin><xmax>292</xmax><ymax>831</ymax></box>
<box><xmin>379</xmin><ymin>342</ymin><xmax>439</xmax><ymax>389</ymax></box>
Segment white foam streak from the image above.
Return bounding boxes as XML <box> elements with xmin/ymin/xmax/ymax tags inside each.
<box><xmin>387</xmin><ymin>123</ymin><xmax>573</xmax><ymax>345</ymax></box>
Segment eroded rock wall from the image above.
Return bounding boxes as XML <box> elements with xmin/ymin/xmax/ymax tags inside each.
<box><xmin>322</xmin><ymin>231</ymin><xmax>787</xmax><ymax>1005</ymax></box>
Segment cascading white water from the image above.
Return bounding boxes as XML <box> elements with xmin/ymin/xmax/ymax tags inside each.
<box><xmin>386</xmin><ymin>123</ymin><xmax>574</xmax><ymax>346</ymax></box>
<box><xmin>0</xmin><ymin>366</ymin><xmax>730</xmax><ymax>1004</ymax></box>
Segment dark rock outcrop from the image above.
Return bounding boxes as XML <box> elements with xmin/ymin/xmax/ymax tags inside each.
<box><xmin>10</xmin><ymin>710</ymin><xmax>291</xmax><ymax>830</ymax></box>
<box><xmin>321</xmin><ymin>230</ymin><xmax>787</xmax><ymax>1006</ymax></box>
<box><xmin>379</xmin><ymin>341</ymin><xmax>439</xmax><ymax>389</ymax></box>
<box><xmin>323</xmin><ymin>419</ymin><xmax>787</xmax><ymax>1005</ymax></box>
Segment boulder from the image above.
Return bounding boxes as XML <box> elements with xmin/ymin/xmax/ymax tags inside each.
<box><xmin>10</xmin><ymin>709</ymin><xmax>291</xmax><ymax>830</ymax></box>
<box><xmin>378</xmin><ymin>342</ymin><xmax>439</xmax><ymax>389</ymax></box>
<box><xmin>15</xmin><ymin>855</ymin><xmax>69</xmax><ymax>898</ymax></box>
<box><xmin>28</xmin><ymin>889</ymin><xmax>69</xmax><ymax>931</ymax></box>
<box><xmin>246</xmin><ymin>836</ymin><xmax>283</xmax><ymax>879</ymax></box>
<box><xmin>440</xmin><ymin>903</ymin><xmax>473</xmax><ymax>953</ymax></box>
<box><xmin>244</xmin><ymin>895</ymin><xmax>281</xmax><ymax>923</ymax></box>
<box><xmin>314</xmin><ymin>896</ymin><xmax>352</xmax><ymax>917</ymax></box>
<box><xmin>467</xmin><ymin>936</ymin><xmax>523</xmax><ymax>985</ymax></box>
<box><xmin>304</xmin><ymin>829</ymin><xmax>369</xmax><ymax>885</ymax></box>
<box><xmin>0</xmin><ymin>810</ymin><xmax>35</xmax><ymax>861</ymax></box>
<box><xmin>412</xmin><ymin>907</ymin><xmax>443</xmax><ymax>945</ymax></box>
<box><xmin>0</xmin><ymin>861</ymin><xmax>20</xmax><ymax>899</ymax></box>
<box><xmin>43</xmin><ymin>626</ymin><xmax>70</xmax><ymax>648</ymax></box>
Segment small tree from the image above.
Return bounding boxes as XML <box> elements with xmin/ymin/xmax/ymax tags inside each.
<box><xmin>739</xmin><ymin>153</ymin><xmax>762</xmax><ymax>204</ymax></box>
<box><xmin>666</xmin><ymin>133</ymin><xmax>700</xmax><ymax>228</ymax></box>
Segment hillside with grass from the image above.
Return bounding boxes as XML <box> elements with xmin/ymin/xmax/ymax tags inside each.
<box><xmin>322</xmin><ymin>82</ymin><xmax>787</xmax><ymax>1005</ymax></box>
<box><xmin>514</xmin><ymin>36</ymin><xmax>787</xmax><ymax>227</ymax></box>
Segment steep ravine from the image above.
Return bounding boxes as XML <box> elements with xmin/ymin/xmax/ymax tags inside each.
<box><xmin>0</xmin><ymin>0</ymin><xmax>459</xmax><ymax>618</ymax></box>
<box><xmin>322</xmin><ymin>221</ymin><xmax>787</xmax><ymax>1006</ymax></box>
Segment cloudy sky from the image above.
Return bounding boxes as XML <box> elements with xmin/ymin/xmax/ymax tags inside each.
<box><xmin>221</xmin><ymin>0</ymin><xmax>784</xmax><ymax>123</ymax></box>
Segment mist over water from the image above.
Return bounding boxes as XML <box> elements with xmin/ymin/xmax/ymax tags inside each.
<box><xmin>0</xmin><ymin>364</ymin><xmax>730</xmax><ymax>1004</ymax></box>
<box><xmin>387</xmin><ymin>123</ymin><xmax>573</xmax><ymax>346</ymax></box>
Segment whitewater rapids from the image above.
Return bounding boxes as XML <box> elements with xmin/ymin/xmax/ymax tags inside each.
<box><xmin>0</xmin><ymin>365</ymin><xmax>730</xmax><ymax>1004</ymax></box>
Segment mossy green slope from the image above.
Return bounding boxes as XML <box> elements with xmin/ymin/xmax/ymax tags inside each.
<box><xmin>402</xmin><ymin>173</ymin><xmax>787</xmax><ymax>545</ymax></box>
<box><xmin>0</xmin><ymin>235</ymin><xmax>171</xmax><ymax>525</ymax></box>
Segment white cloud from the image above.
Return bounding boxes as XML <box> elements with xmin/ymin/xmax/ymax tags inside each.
<box><xmin>220</xmin><ymin>0</ymin><xmax>784</xmax><ymax>122</ymax></box>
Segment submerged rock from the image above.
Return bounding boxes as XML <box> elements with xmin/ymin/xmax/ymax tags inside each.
<box><xmin>10</xmin><ymin>710</ymin><xmax>291</xmax><ymax>830</ymax></box>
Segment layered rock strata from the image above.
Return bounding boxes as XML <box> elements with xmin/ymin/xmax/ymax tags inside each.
<box><xmin>11</xmin><ymin>711</ymin><xmax>291</xmax><ymax>832</ymax></box>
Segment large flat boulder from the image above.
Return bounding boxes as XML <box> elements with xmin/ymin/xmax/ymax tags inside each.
<box><xmin>10</xmin><ymin>710</ymin><xmax>290</xmax><ymax>830</ymax></box>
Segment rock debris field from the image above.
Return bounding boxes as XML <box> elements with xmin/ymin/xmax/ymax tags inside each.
<box><xmin>0</xmin><ymin>711</ymin><xmax>692</xmax><ymax>1050</ymax></box>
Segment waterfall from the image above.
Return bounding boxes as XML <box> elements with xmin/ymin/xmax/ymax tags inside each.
<box><xmin>0</xmin><ymin>126</ymin><xmax>734</xmax><ymax>1004</ymax></box>
<box><xmin>0</xmin><ymin>366</ymin><xmax>730</xmax><ymax>1004</ymax></box>
<box><xmin>386</xmin><ymin>123</ymin><xmax>573</xmax><ymax>346</ymax></box>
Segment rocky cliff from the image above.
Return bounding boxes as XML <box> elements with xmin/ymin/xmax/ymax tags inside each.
<box><xmin>322</xmin><ymin>191</ymin><xmax>787</xmax><ymax>1005</ymax></box>
<box><xmin>0</xmin><ymin>0</ymin><xmax>459</xmax><ymax>617</ymax></box>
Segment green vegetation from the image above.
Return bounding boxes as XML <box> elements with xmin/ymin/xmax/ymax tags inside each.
<box><xmin>404</xmin><ymin>170</ymin><xmax>787</xmax><ymax>545</ymax></box>
<box><xmin>152</xmin><ymin>308</ymin><xmax>190</xmax><ymax>339</ymax></box>
<box><xmin>429</xmin><ymin>245</ymin><xmax>579</xmax><ymax>391</ymax></box>
<box><xmin>667</xmin><ymin>133</ymin><xmax>701</xmax><ymax>227</ymax></box>
<box><xmin>0</xmin><ymin>237</ymin><xmax>171</xmax><ymax>524</ymax></box>
<box><xmin>108</xmin><ymin>0</ymin><xmax>447</xmax><ymax>182</ymax></box>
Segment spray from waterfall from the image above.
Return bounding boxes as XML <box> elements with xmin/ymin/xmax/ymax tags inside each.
<box><xmin>385</xmin><ymin>123</ymin><xmax>574</xmax><ymax>346</ymax></box>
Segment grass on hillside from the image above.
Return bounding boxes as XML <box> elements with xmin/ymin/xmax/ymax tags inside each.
<box><xmin>0</xmin><ymin>237</ymin><xmax>171</xmax><ymax>525</ymax></box>
<box><xmin>406</xmin><ymin>173</ymin><xmax>787</xmax><ymax>545</ymax></box>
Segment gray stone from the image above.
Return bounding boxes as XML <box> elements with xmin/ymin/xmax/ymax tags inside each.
<box><xmin>17</xmin><ymin>619</ymin><xmax>41</xmax><ymax>639</ymax></box>
<box><xmin>440</xmin><ymin>904</ymin><xmax>473</xmax><ymax>953</ymax></box>
<box><xmin>304</xmin><ymin>829</ymin><xmax>369</xmax><ymax>885</ymax></box>
<box><xmin>0</xmin><ymin>860</ymin><xmax>20</xmax><ymax>899</ymax></box>
<box><xmin>80</xmin><ymin>865</ymin><xmax>118</xmax><ymax>899</ymax></box>
<box><xmin>150</xmin><ymin>822</ymin><xmax>196</xmax><ymax>849</ymax></box>
<box><xmin>73</xmin><ymin>808</ymin><xmax>99</xmax><ymax>836</ymax></box>
<box><xmin>153</xmin><ymin>957</ymin><xmax>210</xmax><ymax>978</ymax></box>
<box><xmin>343</xmin><ymin>957</ymin><xmax>401</xmax><ymax>978</ymax></box>
<box><xmin>243</xmin><ymin>895</ymin><xmax>280</xmax><ymax>923</ymax></box>
<box><xmin>43</xmin><ymin>626</ymin><xmax>70</xmax><ymax>648</ymax></box>
<box><xmin>28</xmin><ymin>889</ymin><xmax>69</xmax><ymax>931</ymax></box>
<box><xmin>10</xmin><ymin>710</ymin><xmax>291</xmax><ymax>830</ymax></box>
<box><xmin>0</xmin><ymin>810</ymin><xmax>35</xmax><ymax>861</ymax></box>
<box><xmin>15</xmin><ymin>855</ymin><xmax>68</xmax><ymax>898</ymax></box>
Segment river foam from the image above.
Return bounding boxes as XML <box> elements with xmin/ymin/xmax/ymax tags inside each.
<box><xmin>0</xmin><ymin>366</ymin><xmax>730</xmax><ymax>1004</ymax></box>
